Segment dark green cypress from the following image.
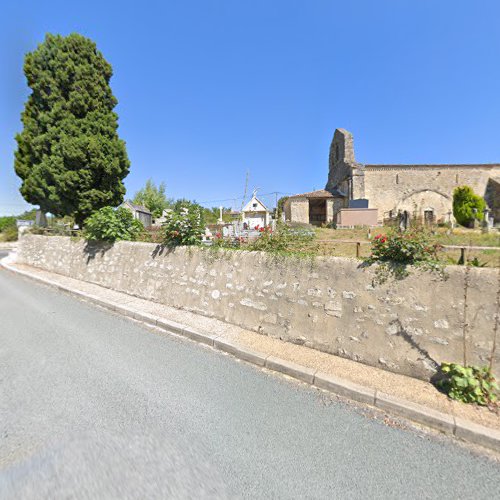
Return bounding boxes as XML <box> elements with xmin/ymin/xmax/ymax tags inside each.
<box><xmin>15</xmin><ymin>33</ymin><xmax>130</xmax><ymax>226</ymax></box>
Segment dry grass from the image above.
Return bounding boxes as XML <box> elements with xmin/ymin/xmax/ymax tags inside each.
<box><xmin>311</xmin><ymin>226</ymin><xmax>500</xmax><ymax>266</ymax></box>
<box><xmin>315</xmin><ymin>226</ymin><xmax>500</xmax><ymax>247</ymax></box>
<box><xmin>440</xmin><ymin>247</ymin><xmax>500</xmax><ymax>267</ymax></box>
<box><xmin>315</xmin><ymin>227</ymin><xmax>373</xmax><ymax>242</ymax></box>
<box><xmin>434</xmin><ymin>228</ymin><xmax>500</xmax><ymax>247</ymax></box>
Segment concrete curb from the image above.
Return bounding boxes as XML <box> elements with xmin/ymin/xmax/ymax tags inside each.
<box><xmin>315</xmin><ymin>372</ymin><xmax>376</xmax><ymax>406</ymax></box>
<box><xmin>2</xmin><ymin>257</ymin><xmax>499</xmax><ymax>455</ymax></box>
<box><xmin>266</xmin><ymin>356</ymin><xmax>316</xmax><ymax>384</ymax></box>
<box><xmin>375</xmin><ymin>392</ymin><xmax>455</xmax><ymax>435</ymax></box>
<box><xmin>214</xmin><ymin>338</ymin><xmax>269</xmax><ymax>367</ymax></box>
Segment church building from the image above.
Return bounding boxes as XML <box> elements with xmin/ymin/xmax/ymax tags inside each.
<box><xmin>284</xmin><ymin>129</ymin><xmax>500</xmax><ymax>226</ymax></box>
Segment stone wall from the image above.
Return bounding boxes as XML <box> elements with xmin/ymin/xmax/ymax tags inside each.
<box><xmin>18</xmin><ymin>235</ymin><xmax>499</xmax><ymax>380</ymax></box>
<box><xmin>285</xmin><ymin>198</ymin><xmax>309</xmax><ymax>224</ymax></box>
<box><xmin>324</xmin><ymin>128</ymin><xmax>500</xmax><ymax>224</ymax></box>
<box><xmin>326</xmin><ymin>199</ymin><xmax>335</xmax><ymax>222</ymax></box>
<box><xmin>363</xmin><ymin>164</ymin><xmax>500</xmax><ymax>222</ymax></box>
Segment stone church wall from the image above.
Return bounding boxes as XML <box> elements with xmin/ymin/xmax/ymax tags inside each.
<box><xmin>362</xmin><ymin>165</ymin><xmax>500</xmax><ymax>222</ymax></box>
<box><xmin>324</xmin><ymin>128</ymin><xmax>500</xmax><ymax>224</ymax></box>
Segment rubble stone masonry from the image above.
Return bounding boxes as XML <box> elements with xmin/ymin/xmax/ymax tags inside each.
<box><xmin>326</xmin><ymin>129</ymin><xmax>500</xmax><ymax>223</ymax></box>
<box><xmin>363</xmin><ymin>163</ymin><xmax>500</xmax><ymax>222</ymax></box>
<box><xmin>18</xmin><ymin>235</ymin><xmax>499</xmax><ymax>380</ymax></box>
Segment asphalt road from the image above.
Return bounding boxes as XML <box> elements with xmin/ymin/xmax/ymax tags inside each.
<box><xmin>0</xmin><ymin>254</ymin><xmax>499</xmax><ymax>498</ymax></box>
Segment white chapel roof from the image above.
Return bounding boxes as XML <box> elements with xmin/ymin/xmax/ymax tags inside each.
<box><xmin>242</xmin><ymin>195</ymin><xmax>269</xmax><ymax>213</ymax></box>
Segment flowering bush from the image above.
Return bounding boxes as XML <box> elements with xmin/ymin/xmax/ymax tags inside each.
<box><xmin>211</xmin><ymin>231</ymin><xmax>241</xmax><ymax>249</ymax></box>
<box><xmin>370</xmin><ymin>229</ymin><xmax>441</xmax><ymax>264</ymax></box>
<box><xmin>162</xmin><ymin>207</ymin><xmax>204</xmax><ymax>246</ymax></box>
<box><xmin>367</xmin><ymin>228</ymin><xmax>445</xmax><ymax>283</ymax></box>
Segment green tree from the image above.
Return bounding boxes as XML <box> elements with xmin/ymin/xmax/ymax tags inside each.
<box><xmin>14</xmin><ymin>33</ymin><xmax>130</xmax><ymax>227</ymax></box>
<box><xmin>202</xmin><ymin>206</ymin><xmax>232</xmax><ymax>224</ymax></box>
<box><xmin>132</xmin><ymin>179</ymin><xmax>169</xmax><ymax>218</ymax></box>
<box><xmin>17</xmin><ymin>209</ymin><xmax>37</xmax><ymax>221</ymax></box>
<box><xmin>453</xmin><ymin>186</ymin><xmax>486</xmax><ymax>227</ymax></box>
<box><xmin>277</xmin><ymin>196</ymin><xmax>289</xmax><ymax>218</ymax></box>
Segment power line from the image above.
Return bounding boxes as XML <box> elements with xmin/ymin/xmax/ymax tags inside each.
<box><xmin>0</xmin><ymin>191</ymin><xmax>296</xmax><ymax>211</ymax></box>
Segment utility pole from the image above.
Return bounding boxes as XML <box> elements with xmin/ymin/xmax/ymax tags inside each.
<box><xmin>240</xmin><ymin>171</ymin><xmax>249</xmax><ymax>221</ymax></box>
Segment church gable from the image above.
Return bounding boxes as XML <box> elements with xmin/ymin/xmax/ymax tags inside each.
<box><xmin>242</xmin><ymin>195</ymin><xmax>268</xmax><ymax>213</ymax></box>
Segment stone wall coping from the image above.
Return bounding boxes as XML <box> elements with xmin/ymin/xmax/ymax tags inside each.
<box><xmin>22</xmin><ymin>234</ymin><xmax>498</xmax><ymax>275</ymax></box>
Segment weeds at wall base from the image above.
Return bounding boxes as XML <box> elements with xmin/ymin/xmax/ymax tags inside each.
<box><xmin>435</xmin><ymin>363</ymin><xmax>499</xmax><ymax>408</ymax></box>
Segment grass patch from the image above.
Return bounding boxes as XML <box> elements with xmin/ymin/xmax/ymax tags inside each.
<box><xmin>312</xmin><ymin>226</ymin><xmax>499</xmax><ymax>266</ymax></box>
<box><xmin>315</xmin><ymin>226</ymin><xmax>499</xmax><ymax>247</ymax></box>
<box><xmin>433</xmin><ymin>229</ymin><xmax>499</xmax><ymax>247</ymax></box>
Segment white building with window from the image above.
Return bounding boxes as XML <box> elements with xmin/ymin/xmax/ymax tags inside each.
<box><xmin>241</xmin><ymin>194</ymin><xmax>270</xmax><ymax>229</ymax></box>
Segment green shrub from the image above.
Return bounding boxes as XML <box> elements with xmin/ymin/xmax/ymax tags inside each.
<box><xmin>0</xmin><ymin>225</ymin><xmax>18</xmax><ymax>242</ymax></box>
<box><xmin>0</xmin><ymin>216</ymin><xmax>17</xmax><ymax>232</ymax></box>
<box><xmin>453</xmin><ymin>186</ymin><xmax>486</xmax><ymax>227</ymax></box>
<box><xmin>84</xmin><ymin>207</ymin><xmax>143</xmax><ymax>242</ymax></box>
<box><xmin>211</xmin><ymin>232</ymin><xmax>242</xmax><ymax>249</ymax></box>
<box><xmin>467</xmin><ymin>256</ymin><xmax>487</xmax><ymax>267</ymax></box>
<box><xmin>276</xmin><ymin>196</ymin><xmax>289</xmax><ymax>218</ymax></box>
<box><xmin>162</xmin><ymin>207</ymin><xmax>204</xmax><ymax>246</ymax></box>
<box><xmin>249</xmin><ymin>224</ymin><xmax>315</xmax><ymax>254</ymax></box>
<box><xmin>437</xmin><ymin>363</ymin><xmax>498</xmax><ymax>405</ymax></box>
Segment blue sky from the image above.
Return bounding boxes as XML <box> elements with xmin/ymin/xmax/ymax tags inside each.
<box><xmin>1</xmin><ymin>0</ymin><xmax>499</xmax><ymax>214</ymax></box>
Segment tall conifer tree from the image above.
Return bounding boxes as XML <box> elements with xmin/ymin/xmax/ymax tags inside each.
<box><xmin>15</xmin><ymin>33</ymin><xmax>130</xmax><ymax>226</ymax></box>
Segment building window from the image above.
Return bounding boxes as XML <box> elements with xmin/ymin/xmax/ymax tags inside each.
<box><xmin>456</xmin><ymin>173</ymin><xmax>459</xmax><ymax>184</ymax></box>
<box><xmin>424</xmin><ymin>210</ymin><xmax>434</xmax><ymax>225</ymax></box>
<box><xmin>335</xmin><ymin>144</ymin><xmax>340</xmax><ymax>162</ymax></box>
<box><xmin>396</xmin><ymin>174</ymin><xmax>399</xmax><ymax>184</ymax></box>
